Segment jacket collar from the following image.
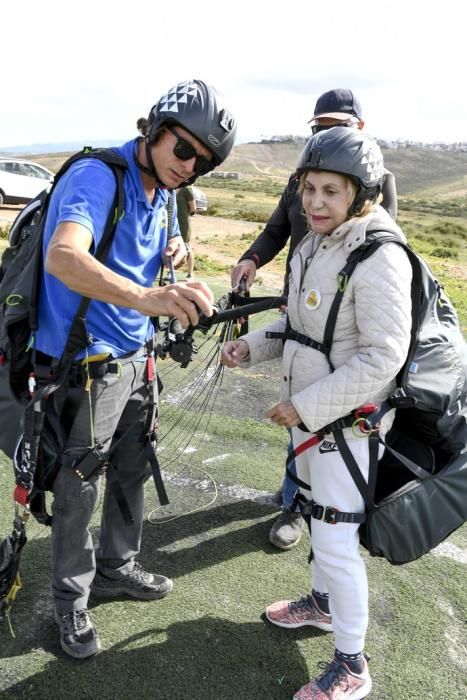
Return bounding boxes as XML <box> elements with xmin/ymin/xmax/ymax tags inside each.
<box><xmin>293</xmin><ymin>206</ymin><xmax>407</xmax><ymax>263</ymax></box>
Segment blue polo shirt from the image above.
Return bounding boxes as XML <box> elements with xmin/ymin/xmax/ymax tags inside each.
<box><xmin>35</xmin><ymin>139</ymin><xmax>180</xmax><ymax>359</ymax></box>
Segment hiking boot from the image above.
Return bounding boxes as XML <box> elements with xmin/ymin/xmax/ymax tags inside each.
<box><xmin>54</xmin><ymin>608</ymin><xmax>101</xmax><ymax>659</ymax></box>
<box><xmin>91</xmin><ymin>562</ymin><xmax>173</xmax><ymax>601</ymax></box>
<box><xmin>266</xmin><ymin>594</ymin><xmax>333</xmax><ymax>631</ymax></box>
<box><xmin>269</xmin><ymin>510</ymin><xmax>305</xmax><ymax>550</ymax></box>
<box><xmin>293</xmin><ymin>655</ymin><xmax>371</xmax><ymax>699</ymax></box>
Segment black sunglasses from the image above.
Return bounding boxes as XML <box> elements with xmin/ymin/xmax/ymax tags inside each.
<box><xmin>311</xmin><ymin>122</ymin><xmax>354</xmax><ymax>135</ymax></box>
<box><xmin>166</xmin><ymin>126</ymin><xmax>213</xmax><ymax>176</ymax></box>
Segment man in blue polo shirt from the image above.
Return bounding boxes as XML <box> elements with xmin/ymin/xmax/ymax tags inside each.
<box><xmin>36</xmin><ymin>79</ymin><xmax>236</xmax><ymax>659</ymax></box>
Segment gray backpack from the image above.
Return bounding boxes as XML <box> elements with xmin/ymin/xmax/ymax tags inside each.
<box><xmin>328</xmin><ymin>232</ymin><xmax>467</xmax><ymax>563</ymax></box>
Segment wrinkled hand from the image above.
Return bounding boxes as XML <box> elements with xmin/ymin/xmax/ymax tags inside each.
<box><xmin>231</xmin><ymin>260</ymin><xmax>257</xmax><ymax>291</ymax></box>
<box><xmin>140</xmin><ymin>281</ymin><xmax>214</xmax><ymax>328</ymax></box>
<box><xmin>163</xmin><ymin>236</ymin><xmax>188</xmax><ymax>269</ymax></box>
<box><xmin>265</xmin><ymin>400</ymin><xmax>302</xmax><ymax>428</ymax></box>
<box><xmin>220</xmin><ymin>339</ymin><xmax>250</xmax><ymax>367</ymax></box>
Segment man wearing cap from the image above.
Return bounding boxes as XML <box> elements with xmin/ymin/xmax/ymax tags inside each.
<box><xmin>231</xmin><ymin>88</ymin><xmax>397</xmax><ymax>551</ymax></box>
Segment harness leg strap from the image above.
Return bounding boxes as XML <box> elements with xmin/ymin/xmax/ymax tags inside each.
<box><xmin>106</xmin><ymin>463</ymin><xmax>135</xmax><ymax>526</ymax></box>
<box><xmin>144</xmin><ymin>438</ymin><xmax>169</xmax><ymax>506</ymax></box>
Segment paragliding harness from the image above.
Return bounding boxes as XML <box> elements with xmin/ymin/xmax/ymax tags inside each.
<box><xmin>272</xmin><ymin>231</ymin><xmax>467</xmax><ymax>565</ymax></box>
<box><xmin>0</xmin><ymin>147</ymin><xmax>168</xmax><ymax>530</ymax></box>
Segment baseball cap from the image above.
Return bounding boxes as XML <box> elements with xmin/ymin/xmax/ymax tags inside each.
<box><xmin>308</xmin><ymin>88</ymin><xmax>363</xmax><ymax>125</ymax></box>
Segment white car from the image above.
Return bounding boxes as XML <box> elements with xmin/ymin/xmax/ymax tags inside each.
<box><xmin>0</xmin><ymin>158</ymin><xmax>54</xmax><ymax>206</ymax></box>
<box><xmin>192</xmin><ymin>186</ymin><xmax>208</xmax><ymax>212</ymax></box>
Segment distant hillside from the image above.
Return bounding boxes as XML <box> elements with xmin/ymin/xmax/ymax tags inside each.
<box><xmin>10</xmin><ymin>138</ymin><xmax>467</xmax><ymax>196</ymax></box>
<box><xmin>223</xmin><ymin>140</ymin><xmax>467</xmax><ymax>195</ymax></box>
<box><xmin>0</xmin><ymin>140</ymin><xmax>122</xmax><ymax>155</ymax></box>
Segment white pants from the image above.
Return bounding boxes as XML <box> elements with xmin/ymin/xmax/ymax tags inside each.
<box><xmin>291</xmin><ymin>427</ymin><xmax>382</xmax><ymax>655</ymax></box>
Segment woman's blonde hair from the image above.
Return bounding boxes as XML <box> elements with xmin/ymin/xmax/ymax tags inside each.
<box><xmin>299</xmin><ymin>170</ymin><xmax>381</xmax><ymax>219</ymax></box>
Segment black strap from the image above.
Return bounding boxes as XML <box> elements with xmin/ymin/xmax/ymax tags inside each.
<box><xmin>302</xmin><ymin>498</ymin><xmax>367</xmax><ymax>525</ymax></box>
<box><xmin>285</xmin><ymin>464</ymin><xmax>311</xmax><ymax>491</ymax></box>
<box><xmin>321</xmin><ymin>231</ymin><xmax>407</xmax><ymax>373</ymax></box>
<box><xmin>378</xmin><ymin>438</ymin><xmax>431</xmax><ymax>481</ymax></box>
<box><xmin>144</xmin><ymin>438</ymin><xmax>169</xmax><ymax>506</ymax></box>
<box><xmin>333</xmin><ymin>429</ymin><xmax>375</xmax><ymax>510</ymax></box>
<box><xmin>106</xmin><ymin>463</ymin><xmax>135</xmax><ymax>525</ymax></box>
<box><xmin>141</xmin><ymin>347</ymin><xmax>169</xmax><ymax>507</ymax></box>
<box><xmin>269</xmin><ymin>325</ymin><xmax>330</xmax><ymax>355</ymax></box>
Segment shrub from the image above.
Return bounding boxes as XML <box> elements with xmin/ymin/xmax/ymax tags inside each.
<box><xmin>193</xmin><ymin>254</ymin><xmax>229</xmax><ymax>274</ymax></box>
<box><xmin>233</xmin><ymin>209</ymin><xmax>269</xmax><ymax>223</ymax></box>
<box><xmin>0</xmin><ymin>225</ymin><xmax>11</xmax><ymax>240</ymax></box>
<box><xmin>428</xmin><ymin>222</ymin><xmax>467</xmax><ymax>240</ymax></box>
<box><xmin>431</xmin><ymin>247</ymin><xmax>459</xmax><ymax>259</ymax></box>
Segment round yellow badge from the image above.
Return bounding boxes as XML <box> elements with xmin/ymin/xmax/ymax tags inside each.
<box><xmin>304</xmin><ymin>289</ymin><xmax>321</xmax><ymax>310</ymax></box>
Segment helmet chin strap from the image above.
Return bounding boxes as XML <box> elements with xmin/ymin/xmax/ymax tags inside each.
<box><xmin>133</xmin><ymin>137</ymin><xmax>170</xmax><ymax>188</ymax></box>
<box><xmin>348</xmin><ymin>185</ymin><xmax>380</xmax><ymax>216</ymax></box>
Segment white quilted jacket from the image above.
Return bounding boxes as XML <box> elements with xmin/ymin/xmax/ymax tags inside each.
<box><xmin>241</xmin><ymin>207</ymin><xmax>413</xmax><ymax>433</ymax></box>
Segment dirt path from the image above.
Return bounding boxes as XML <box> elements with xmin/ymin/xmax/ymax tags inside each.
<box><xmin>0</xmin><ymin>210</ymin><xmax>285</xmax><ymax>289</ymax></box>
<box><xmin>191</xmin><ymin>215</ymin><xmax>284</xmax><ymax>289</ymax></box>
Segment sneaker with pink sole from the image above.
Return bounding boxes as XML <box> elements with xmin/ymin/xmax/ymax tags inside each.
<box><xmin>293</xmin><ymin>655</ymin><xmax>372</xmax><ymax>699</ymax></box>
<box><xmin>265</xmin><ymin>593</ymin><xmax>333</xmax><ymax>631</ymax></box>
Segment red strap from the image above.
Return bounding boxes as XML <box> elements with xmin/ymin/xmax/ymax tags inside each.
<box><xmin>14</xmin><ymin>485</ymin><xmax>29</xmax><ymax>506</ymax></box>
<box><xmin>293</xmin><ymin>434</ymin><xmax>322</xmax><ymax>458</ymax></box>
<box><xmin>147</xmin><ymin>356</ymin><xmax>154</xmax><ymax>382</ymax></box>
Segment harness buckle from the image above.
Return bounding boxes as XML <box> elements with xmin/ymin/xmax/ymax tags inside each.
<box><xmin>311</xmin><ymin>502</ymin><xmax>339</xmax><ymax>524</ymax></box>
<box><xmin>312</xmin><ymin>503</ymin><xmax>324</xmax><ymax>521</ymax></box>
<box><xmin>323</xmin><ymin>506</ymin><xmax>339</xmax><ymax>525</ymax></box>
<box><xmin>352</xmin><ymin>403</ymin><xmax>380</xmax><ymax>436</ymax></box>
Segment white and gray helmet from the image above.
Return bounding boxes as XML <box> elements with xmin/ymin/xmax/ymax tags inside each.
<box><xmin>147</xmin><ymin>79</ymin><xmax>236</xmax><ymax>167</ymax></box>
<box><xmin>297</xmin><ymin>127</ymin><xmax>384</xmax><ymax>209</ymax></box>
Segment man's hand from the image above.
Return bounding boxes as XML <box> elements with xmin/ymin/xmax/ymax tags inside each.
<box><xmin>163</xmin><ymin>236</ymin><xmax>187</xmax><ymax>269</ymax></box>
<box><xmin>265</xmin><ymin>400</ymin><xmax>302</xmax><ymax>428</ymax></box>
<box><xmin>231</xmin><ymin>260</ymin><xmax>257</xmax><ymax>291</ymax></box>
<box><xmin>220</xmin><ymin>339</ymin><xmax>250</xmax><ymax>367</ymax></box>
<box><xmin>140</xmin><ymin>281</ymin><xmax>214</xmax><ymax>328</ymax></box>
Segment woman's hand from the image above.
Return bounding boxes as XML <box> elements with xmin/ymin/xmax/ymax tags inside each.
<box><xmin>220</xmin><ymin>339</ymin><xmax>250</xmax><ymax>367</ymax></box>
<box><xmin>266</xmin><ymin>400</ymin><xmax>302</xmax><ymax>428</ymax></box>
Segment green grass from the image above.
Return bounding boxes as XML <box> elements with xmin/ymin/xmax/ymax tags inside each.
<box><xmin>1</xmin><ymin>387</ymin><xmax>466</xmax><ymax>699</ymax></box>
<box><xmin>0</xmin><ymin>186</ymin><xmax>466</xmax><ymax>698</ymax></box>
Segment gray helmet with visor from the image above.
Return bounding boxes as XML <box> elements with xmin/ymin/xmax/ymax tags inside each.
<box><xmin>297</xmin><ymin>126</ymin><xmax>384</xmax><ymax>212</ymax></box>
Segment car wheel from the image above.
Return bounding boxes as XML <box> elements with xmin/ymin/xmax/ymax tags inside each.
<box><xmin>0</xmin><ymin>190</ymin><xmax>4</xmax><ymax>207</ymax></box>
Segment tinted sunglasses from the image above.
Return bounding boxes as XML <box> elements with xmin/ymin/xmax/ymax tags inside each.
<box><xmin>311</xmin><ymin>121</ymin><xmax>355</xmax><ymax>135</ymax></box>
<box><xmin>166</xmin><ymin>126</ymin><xmax>213</xmax><ymax>176</ymax></box>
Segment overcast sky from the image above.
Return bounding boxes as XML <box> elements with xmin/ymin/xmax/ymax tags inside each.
<box><xmin>2</xmin><ymin>0</ymin><xmax>466</xmax><ymax>148</ymax></box>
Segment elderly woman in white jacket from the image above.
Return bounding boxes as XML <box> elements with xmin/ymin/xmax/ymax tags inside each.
<box><xmin>221</xmin><ymin>128</ymin><xmax>412</xmax><ymax>700</ymax></box>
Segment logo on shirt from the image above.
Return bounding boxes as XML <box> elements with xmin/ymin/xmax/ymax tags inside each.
<box><xmin>319</xmin><ymin>440</ymin><xmax>339</xmax><ymax>454</ymax></box>
<box><xmin>304</xmin><ymin>288</ymin><xmax>321</xmax><ymax>310</ymax></box>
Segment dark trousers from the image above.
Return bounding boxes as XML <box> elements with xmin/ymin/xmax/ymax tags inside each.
<box><xmin>51</xmin><ymin>356</ymin><xmax>156</xmax><ymax>614</ymax></box>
